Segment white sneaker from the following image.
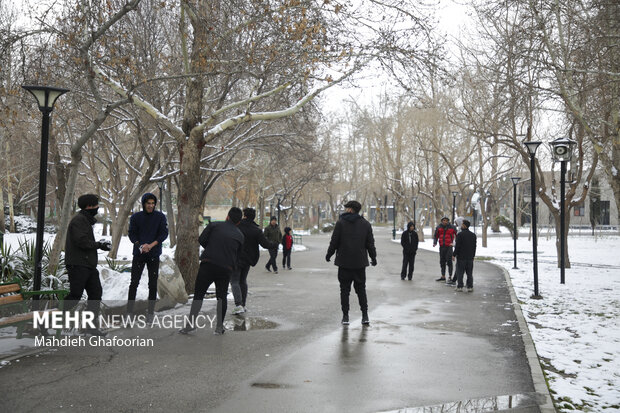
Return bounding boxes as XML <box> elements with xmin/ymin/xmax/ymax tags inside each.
<box><xmin>232</xmin><ymin>305</ymin><xmax>245</xmax><ymax>315</ymax></box>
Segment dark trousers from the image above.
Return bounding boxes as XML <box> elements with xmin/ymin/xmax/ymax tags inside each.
<box><xmin>455</xmin><ymin>259</ymin><xmax>474</xmax><ymax>288</ymax></box>
<box><xmin>338</xmin><ymin>267</ymin><xmax>368</xmax><ymax>314</ymax></box>
<box><xmin>65</xmin><ymin>265</ymin><xmax>102</xmax><ymax>318</ymax></box>
<box><xmin>266</xmin><ymin>248</ymin><xmax>278</xmax><ymax>271</ymax></box>
<box><xmin>401</xmin><ymin>252</ymin><xmax>416</xmax><ymax>279</ymax></box>
<box><xmin>282</xmin><ymin>249</ymin><xmax>291</xmax><ymax>268</ymax></box>
<box><xmin>188</xmin><ymin>261</ymin><xmax>231</xmax><ymax>321</ymax></box>
<box><xmin>439</xmin><ymin>246</ymin><xmax>453</xmax><ymax>277</ymax></box>
<box><xmin>230</xmin><ymin>264</ymin><xmax>250</xmax><ymax>306</ymax></box>
<box><xmin>127</xmin><ymin>256</ymin><xmax>160</xmax><ymax>314</ymax></box>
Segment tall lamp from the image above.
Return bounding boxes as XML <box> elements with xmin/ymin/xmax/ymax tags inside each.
<box><xmin>510</xmin><ymin>177</ymin><xmax>521</xmax><ymax>269</ymax></box>
<box><xmin>523</xmin><ymin>141</ymin><xmax>542</xmax><ymax>299</ymax></box>
<box><xmin>22</xmin><ymin>85</ymin><xmax>69</xmax><ymax>300</ymax></box>
<box><xmin>451</xmin><ymin>191</ymin><xmax>458</xmax><ymax>224</ymax></box>
<box><xmin>550</xmin><ymin>137</ymin><xmax>576</xmax><ymax>284</ymax></box>
<box><xmin>412</xmin><ymin>196</ymin><xmax>417</xmax><ymax>228</ymax></box>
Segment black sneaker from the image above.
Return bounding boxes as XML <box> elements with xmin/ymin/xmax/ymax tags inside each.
<box><xmin>178</xmin><ymin>325</ymin><xmax>196</xmax><ymax>334</ymax></box>
<box><xmin>265</xmin><ymin>265</ymin><xmax>271</xmax><ymax>272</ymax></box>
<box><xmin>446</xmin><ymin>280</ymin><xmax>456</xmax><ymax>285</ymax></box>
<box><xmin>436</xmin><ymin>277</ymin><xmax>446</xmax><ymax>282</ymax></box>
<box><xmin>213</xmin><ymin>326</ymin><xmax>226</xmax><ymax>335</ymax></box>
<box><xmin>341</xmin><ymin>314</ymin><xmax>350</xmax><ymax>325</ymax></box>
<box><xmin>361</xmin><ymin>313</ymin><xmax>370</xmax><ymax>325</ymax></box>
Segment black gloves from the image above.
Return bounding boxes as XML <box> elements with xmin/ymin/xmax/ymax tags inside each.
<box><xmin>98</xmin><ymin>240</ymin><xmax>112</xmax><ymax>251</ymax></box>
<box><xmin>325</xmin><ymin>253</ymin><xmax>332</xmax><ymax>262</ymax></box>
<box><xmin>371</xmin><ymin>258</ymin><xmax>377</xmax><ymax>266</ymax></box>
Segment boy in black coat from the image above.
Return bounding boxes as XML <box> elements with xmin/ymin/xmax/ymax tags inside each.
<box><xmin>64</xmin><ymin>194</ymin><xmax>111</xmax><ymax>336</ymax></box>
<box><xmin>400</xmin><ymin>221</ymin><xmax>419</xmax><ymax>280</ymax></box>
<box><xmin>452</xmin><ymin>219</ymin><xmax>477</xmax><ymax>292</ymax></box>
<box><xmin>326</xmin><ymin>200</ymin><xmax>377</xmax><ymax>325</ymax></box>
<box><xmin>230</xmin><ymin>208</ymin><xmax>277</xmax><ymax>315</ymax></box>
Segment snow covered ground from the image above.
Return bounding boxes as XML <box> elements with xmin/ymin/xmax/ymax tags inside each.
<box><xmin>415</xmin><ymin>227</ymin><xmax>620</xmax><ymax>412</ymax></box>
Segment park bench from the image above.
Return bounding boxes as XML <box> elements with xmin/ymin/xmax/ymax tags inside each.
<box><xmin>0</xmin><ymin>279</ymin><xmax>68</xmax><ymax>338</ymax></box>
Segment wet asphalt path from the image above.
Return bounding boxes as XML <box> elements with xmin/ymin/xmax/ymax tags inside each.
<box><xmin>1</xmin><ymin>228</ymin><xmax>544</xmax><ymax>412</ymax></box>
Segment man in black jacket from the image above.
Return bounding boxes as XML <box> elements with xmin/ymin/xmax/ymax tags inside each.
<box><xmin>64</xmin><ymin>194</ymin><xmax>111</xmax><ymax>336</ymax></box>
<box><xmin>180</xmin><ymin>207</ymin><xmax>244</xmax><ymax>335</ymax></box>
<box><xmin>452</xmin><ymin>219</ymin><xmax>477</xmax><ymax>292</ymax></box>
<box><xmin>326</xmin><ymin>200</ymin><xmax>377</xmax><ymax>325</ymax></box>
<box><xmin>127</xmin><ymin>193</ymin><xmax>169</xmax><ymax>321</ymax></box>
<box><xmin>230</xmin><ymin>208</ymin><xmax>277</xmax><ymax>315</ymax></box>
<box><xmin>400</xmin><ymin>221</ymin><xmax>419</xmax><ymax>280</ymax></box>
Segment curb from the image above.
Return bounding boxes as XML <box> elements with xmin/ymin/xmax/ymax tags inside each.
<box><xmin>498</xmin><ymin>264</ymin><xmax>557</xmax><ymax>413</ymax></box>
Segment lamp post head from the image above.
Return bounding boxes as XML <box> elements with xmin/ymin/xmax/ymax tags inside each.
<box><xmin>510</xmin><ymin>177</ymin><xmax>522</xmax><ymax>185</ymax></box>
<box><xmin>412</xmin><ymin>196</ymin><xmax>417</xmax><ymax>202</ymax></box>
<box><xmin>22</xmin><ymin>85</ymin><xmax>69</xmax><ymax>113</ymax></box>
<box><xmin>550</xmin><ymin>137</ymin><xmax>576</xmax><ymax>162</ymax></box>
<box><xmin>523</xmin><ymin>140</ymin><xmax>542</xmax><ymax>156</ymax></box>
<box><xmin>451</xmin><ymin>191</ymin><xmax>458</xmax><ymax>198</ymax></box>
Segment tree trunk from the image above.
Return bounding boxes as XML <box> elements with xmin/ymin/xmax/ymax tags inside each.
<box><xmin>165</xmin><ymin>176</ymin><xmax>176</xmax><ymax>248</ymax></box>
<box><xmin>175</xmin><ymin>141</ymin><xmax>203</xmax><ymax>294</ymax></box>
<box><xmin>553</xmin><ymin>212</ymin><xmax>572</xmax><ymax>269</ymax></box>
<box><xmin>107</xmin><ymin>206</ymin><xmax>134</xmax><ymax>260</ymax></box>
<box><xmin>48</xmin><ymin>151</ymin><xmax>82</xmax><ymax>274</ymax></box>
<box><xmin>0</xmin><ymin>186</ymin><xmax>5</xmax><ymax>233</ymax></box>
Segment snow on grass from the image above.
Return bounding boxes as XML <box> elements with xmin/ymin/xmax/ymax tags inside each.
<box><xmin>417</xmin><ymin>229</ymin><xmax>620</xmax><ymax>411</ymax></box>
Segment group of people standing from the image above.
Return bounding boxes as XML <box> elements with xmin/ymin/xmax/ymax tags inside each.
<box><xmin>400</xmin><ymin>215</ymin><xmax>477</xmax><ymax>292</ymax></box>
<box><xmin>64</xmin><ymin>193</ymin><xmax>169</xmax><ymax>336</ymax></box>
<box><xmin>63</xmin><ymin>192</ymin><xmax>475</xmax><ymax>336</ymax></box>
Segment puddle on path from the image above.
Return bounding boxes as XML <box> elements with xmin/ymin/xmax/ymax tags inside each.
<box><xmin>377</xmin><ymin>392</ymin><xmax>540</xmax><ymax>412</ymax></box>
<box><xmin>251</xmin><ymin>382</ymin><xmax>292</xmax><ymax>389</ymax></box>
<box><xmin>224</xmin><ymin>316</ymin><xmax>278</xmax><ymax>332</ymax></box>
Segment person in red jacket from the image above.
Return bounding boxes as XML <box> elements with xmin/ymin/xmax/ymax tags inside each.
<box><xmin>433</xmin><ymin>217</ymin><xmax>457</xmax><ymax>283</ymax></box>
<box><xmin>282</xmin><ymin>227</ymin><xmax>293</xmax><ymax>270</ymax></box>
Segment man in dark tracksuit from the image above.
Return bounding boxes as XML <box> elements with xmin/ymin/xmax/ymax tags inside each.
<box><xmin>400</xmin><ymin>221</ymin><xmax>419</xmax><ymax>280</ymax></box>
<box><xmin>433</xmin><ymin>217</ymin><xmax>457</xmax><ymax>283</ymax></box>
<box><xmin>452</xmin><ymin>219</ymin><xmax>477</xmax><ymax>292</ymax></box>
<box><xmin>179</xmin><ymin>207</ymin><xmax>244</xmax><ymax>335</ymax></box>
<box><xmin>127</xmin><ymin>193</ymin><xmax>168</xmax><ymax>320</ymax></box>
<box><xmin>230</xmin><ymin>208</ymin><xmax>277</xmax><ymax>315</ymax></box>
<box><xmin>263</xmin><ymin>217</ymin><xmax>281</xmax><ymax>273</ymax></box>
<box><xmin>64</xmin><ymin>194</ymin><xmax>111</xmax><ymax>336</ymax></box>
<box><xmin>326</xmin><ymin>200</ymin><xmax>377</xmax><ymax>325</ymax></box>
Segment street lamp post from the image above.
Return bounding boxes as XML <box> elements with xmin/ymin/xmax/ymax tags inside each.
<box><xmin>551</xmin><ymin>138</ymin><xmax>576</xmax><ymax>284</ymax></box>
<box><xmin>451</xmin><ymin>191</ymin><xmax>458</xmax><ymax>224</ymax></box>
<box><xmin>523</xmin><ymin>141</ymin><xmax>542</xmax><ymax>299</ymax></box>
<box><xmin>412</xmin><ymin>196</ymin><xmax>417</xmax><ymax>228</ymax></box>
<box><xmin>276</xmin><ymin>194</ymin><xmax>281</xmax><ymax>226</ymax></box>
<box><xmin>510</xmin><ymin>177</ymin><xmax>521</xmax><ymax>269</ymax></box>
<box><xmin>22</xmin><ymin>85</ymin><xmax>69</xmax><ymax>300</ymax></box>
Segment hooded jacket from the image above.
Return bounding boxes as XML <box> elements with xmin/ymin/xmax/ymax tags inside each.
<box><xmin>238</xmin><ymin>218</ymin><xmax>277</xmax><ymax>267</ymax></box>
<box><xmin>400</xmin><ymin>222</ymin><xmax>419</xmax><ymax>255</ymax></box>
<box><xmin>453</xmin><ymin>227</ymin><xmax>477</xmax><ymax>260</ymax></box>
<box><xmin>327</xmin><ymin>212</ymin><xmax>376</xmax><ymax>269</ymax></box>
<box><xmin>65</xmin><ymin>210</ymin><xmax>100</xmax><ymax>268</ymax></box>
<box><xmin>128</xmin><ymin>193</ymin><xmax>169</xmax><ymax>258</ymax></box>
<box><xmin>199</xmin><ymin>220</ymin><xmax>244</xmax><ymax>271</ymax></box>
